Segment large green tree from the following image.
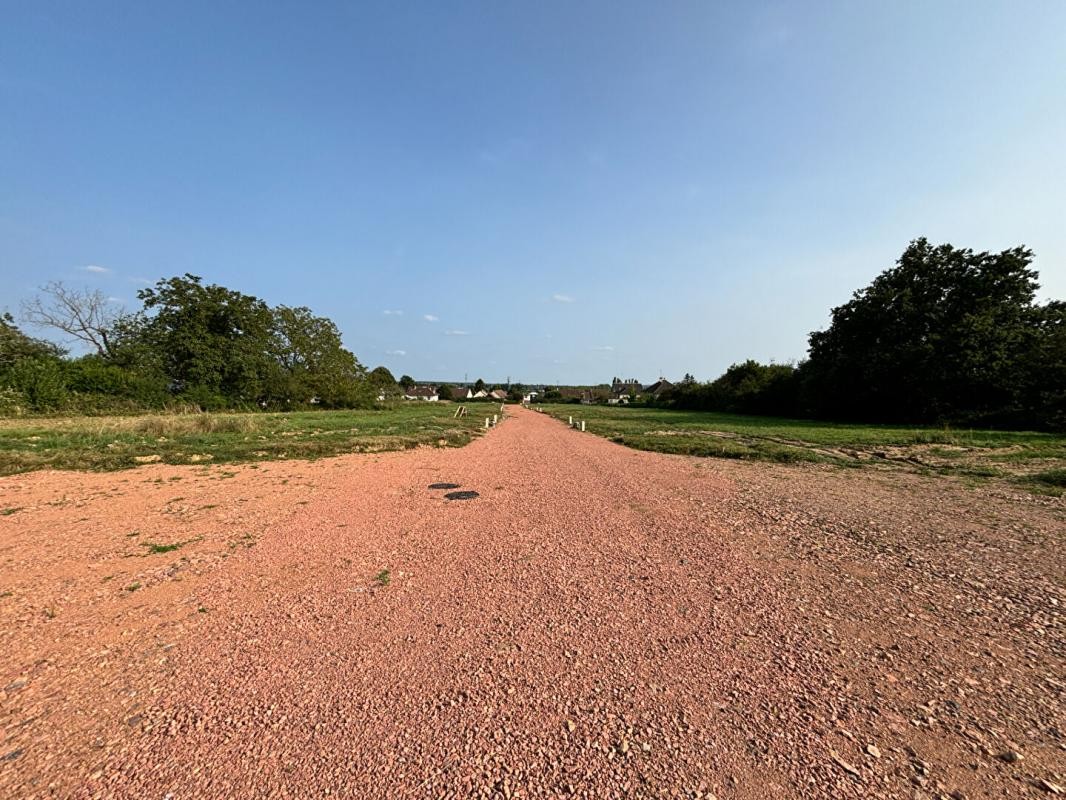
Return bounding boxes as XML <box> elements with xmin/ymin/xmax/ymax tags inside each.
<box><xmin>137</xmin><ymin>275</ymin><xmax>277</xmax><ymax>403</ymax></box>
<box><xmin>367</xmin><ymin>366</ymin><xmax>401</xmax><ymax>400</ymax></box>
<box><xmin>270</xmin><ymin>305</ymin><xmax>367</xmax><ymax>406</ymax></box>
<box><xmin>803</xmin><ymin>238</ymin><xmax>1052</xmax><ymax>424</ymax></box>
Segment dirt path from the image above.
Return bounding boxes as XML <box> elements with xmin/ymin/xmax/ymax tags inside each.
<box><xmin>1</xmin><ymin>406</ymin><xmax>1063</xmax><ymax>799</ymax></box>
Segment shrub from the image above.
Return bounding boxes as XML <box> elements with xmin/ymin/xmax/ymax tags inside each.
<box><xmin>3</xmin><ymin>358</ymin><xmax>68</xmax><ymax>411</ymax></box>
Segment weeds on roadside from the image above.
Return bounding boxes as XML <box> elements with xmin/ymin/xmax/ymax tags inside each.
<box><xmin>374</xmin><ymin>569</ymin><xmax>391</xmax><ymax>587</ymax></box>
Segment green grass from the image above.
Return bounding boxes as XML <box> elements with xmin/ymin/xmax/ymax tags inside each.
<box><xmin>1018</xmin><ymin>468</ymin><xmax>1066</xmax><ymax>496</ymax></box>
<box><xmin>143</xmin><ymin>540</ymin><xmax>189</xmax><ymax>554</ymax></box>
<box><xmin>374</xmin><ymin>569</ymin><xmax>391</xmax><ymax>587</ymax></box>
<box><xmin>540</xmin><ymin>405</ymin><xmax>1066</xmax><ymax>478</ymax></box>
<box><xmin>0</xmin><ymin>404</ymin><xmax>485</xmax><ymax>475</ymax></box>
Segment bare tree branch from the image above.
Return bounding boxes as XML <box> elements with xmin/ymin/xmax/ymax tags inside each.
<box><xmin>21</xmin><ymin>281</ymin><xmax>121</xmax><ymax>357</ymax></box>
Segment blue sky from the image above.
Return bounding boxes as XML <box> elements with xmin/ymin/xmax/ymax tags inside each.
<box><xmin>3</xmin><ymin>1</ymin><xmax>1065</xmax><ymax>384</ymax></box>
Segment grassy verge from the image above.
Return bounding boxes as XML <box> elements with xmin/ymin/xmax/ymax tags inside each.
<box><xmin>0</xmin><ymin>403</ymin><xmax>483</xmax><ymax>475</ymax></box>
<box><xmin>537</xmin><ymin>405</ymin><xmax>1066</xmax><ymax>488</ymax></box>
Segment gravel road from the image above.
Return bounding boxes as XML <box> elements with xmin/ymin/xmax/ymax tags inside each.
<box><xmin>1</xmin><ymin>405</ymin><xmax>1063</xmax><ymax>799</ymax></box>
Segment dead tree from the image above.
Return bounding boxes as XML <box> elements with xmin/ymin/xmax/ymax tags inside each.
<box><xmin>21</xmin><ymin>281</ymin><xmax>121</xmax><ymax>357</ymax></box>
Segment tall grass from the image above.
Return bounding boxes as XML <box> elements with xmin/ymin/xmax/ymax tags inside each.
<box><xmin>125</xmin><ymin>414</ymin><xmax>260</xmax><ymax>436</ymax></box>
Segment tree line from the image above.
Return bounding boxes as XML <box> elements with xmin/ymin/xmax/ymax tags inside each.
<box><xmin>658</xmin><ymin>239</ymin><xmax>1065</xmax><ymax>430</ymax></box>
<box><xmin>5</xmin><ymin>239</ymin><xmax>1063</xmax><ymax>427</ymax></box>
<box><xmin>1</xmin><ymin>275</ymin><xmax>378</xmax><ymax>413</ymax></box>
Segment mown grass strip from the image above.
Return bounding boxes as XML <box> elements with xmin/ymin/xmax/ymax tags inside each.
<box><xmin>542</xmin><ymin>405</ymin><xmax>1066</xmax><ymax>484</ymax></box>
<box><xmin>0</xmin><ymin>404</ymin><xmax>485</xmax><ymax>475</ymax></box>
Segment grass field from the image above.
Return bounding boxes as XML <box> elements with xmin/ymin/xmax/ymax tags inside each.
<box><xmin>0</xmin><ymin>403</ymin><xmax>485</xmax><ymax>476</ymax></box>
<box><xmin>538</xmin><ymin>404</ymin><xmax>1066</xmax><ymax>491</ymax></box>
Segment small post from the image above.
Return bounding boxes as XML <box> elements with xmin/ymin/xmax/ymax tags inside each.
<box><xmin>581</xmin><ymin>420</ymin><xmax>586</xmax><ymax>432</ymax></box>
<box><xmin>568</xmin><ymin>415</ymin><xmax>573</xmax><ymax>426</ymax></box>
<box><xmin>493</xmin><ymin>414</ymin><xmax>498</xmax><ymax>426</ymax></box>
<box><xmin>485</xmin><ymin>418</ymin><xmax>490</xmax><ymax>429</ymax></box>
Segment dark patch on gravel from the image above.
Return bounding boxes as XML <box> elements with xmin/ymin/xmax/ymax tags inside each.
<box><xmin>443</xmin><ymin>490</ymin><xmax>479</xmax><ymax>500</ymax></box>
<box><xmin>428</xmin><ymin>483</ymin><xmax>460</xmax><ymax>490</ymax></box>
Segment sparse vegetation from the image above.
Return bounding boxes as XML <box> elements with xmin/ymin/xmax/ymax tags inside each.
<box><xmin>1</xmin><ymin>507</ymin><xmax>22</xmax><ymax>516</ymax></box>
<box><xmin>126</xmin><ymin>582</ymin><xmax>141</xmax><ymax>592</ymax></box>
<box><xmin>1018</xmin><ymin>468</ymin><xmax>1066</xmax><ymax>496</ymax></box>
<box><xmin>143</xmin><ymin>541</ymin><xmax>186</xmax><ymax>554</ymax></box>
<box><xmin>374</xmin><ymin>569</ymin><xmax>391</xmax><ymax>587</ymax></box>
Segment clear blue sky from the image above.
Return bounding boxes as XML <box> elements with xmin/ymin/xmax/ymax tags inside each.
<box><xmin>3</xmin><ymin>1</ymin><xmax>1065</xmax><ymax>385</ymax></box>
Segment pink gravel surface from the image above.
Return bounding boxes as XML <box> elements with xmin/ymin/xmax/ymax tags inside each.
<box><xmin>1</xmin><ymin>405</ymin><xmax>1063</xmax><ymax>799</ymax></box>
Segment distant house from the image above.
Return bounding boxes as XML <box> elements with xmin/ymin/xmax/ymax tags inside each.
<box><xmin>610</xmin><ymin>377</ymin><xmax>643</xmax><ymax>404</ymax></box>
<box><xmin>643</xmin><ymin>378</ymin><xmax>674</xmax><ymax>398</ymax></box>
<box><xmin>403</xmin><ymin>386</ymin><xmax>439</xmax><ymax>401</ymax></box>
<box><xmin>472</xmin><ymin>389</ymin><xmax>489</xmax><ymax>399</ymax></box>
<box><xmin>522</xmin><ymin>390</ymin><xmax>539</xmax><ymax>403</ymax></box>
<box><xmin>449</xmin><ymin>386</ymin><xmax>473</xmax><ymax>401</ymax></box>
<box><xmin>489</xmin><ymin>389</ymin><xmax>507</xmax><ymax>401</ymax></box>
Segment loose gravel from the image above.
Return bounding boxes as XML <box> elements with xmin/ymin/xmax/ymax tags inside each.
<box><xmin>0</xmin><ymin>406</ymin><xmax>1062</xmax><ymax>799</ymax></box>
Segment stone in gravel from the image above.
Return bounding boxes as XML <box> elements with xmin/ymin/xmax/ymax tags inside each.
<box><xmin>1034</xmin><ymin>780</ymin><xmax>1063</xmax><ymax>794</ymax></box>
<box><xmin>865</xmin><ymin>744</ymin><xmax>881</xmax><ymax>758</ymax></box>
<box><xmin>998</xmin><ymin>750</ymin><xmax>1023</xmax><ymax>763</ymax></box>
<box><xmin>830</xmin><ymin>750</ymin><xmax>862</xmax><ymax>779</ymax></box>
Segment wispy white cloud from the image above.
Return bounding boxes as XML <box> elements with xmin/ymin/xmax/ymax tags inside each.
<box><xmin>383</xmin><ymin>309</ymin><xmax>404</xmax><ymax>316</ymax></box>
<box><xmin>129</xmin><ymin>277</ymin><xmax>152</xmax><ymax>285</ymax></box>
<box><xmin>106</xmin><ymin>296</ymin><xmax>123</xmax><ymax>304</ymax></box>
<box><xmin>551</xmin><ymin>293</ymin><xmax>575</xmax><ymax>303</ymax></box>
<box><xmin>83</xmin><ymin>264</ymin><xmax>110</xmax><ymax>274</ymax></box>
<box><xmin>386</xmin><ymin>349</ymin><xmax>407</xmax><ymax>356</ymax></box>
<box><xmin>444</xmin><ymin>329</ymin><xmax>469</xmax><ymax>336</ymax></box>
<box><xmin>591</xmin><ymin>345</ymin><xmax>615</xmax><ymax>351</ymax></box>
<box><xmin>423</xmin><ymin>314</ymin><xmax>439</xmax><ymax>322</ymax></box>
